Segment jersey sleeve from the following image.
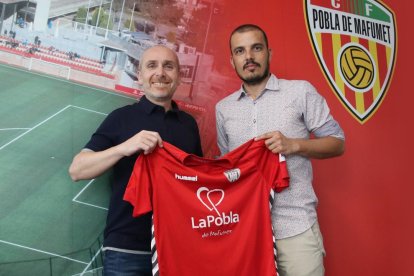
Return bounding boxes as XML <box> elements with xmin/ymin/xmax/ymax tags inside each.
<box><xmin>259</xmin><ymin>148</ymin><xmax>289</xmax><ymax>193</ymax></box>
<box><xmin>123</xmin><ymin>155</ymin><xmax>153</xmax><ymax>217</ymax></box>
<box><xmin>273</xmin><ymin>154</ymin><xmax>289</xmax><ymax>192</ymax></box>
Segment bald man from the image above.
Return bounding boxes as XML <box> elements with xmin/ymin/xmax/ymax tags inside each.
<box><xmin>69</xmin><ymin>45</ymin><xmax>203</xmax><ymax>276</ymax></box>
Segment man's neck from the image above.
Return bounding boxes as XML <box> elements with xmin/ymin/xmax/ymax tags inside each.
<box><xmin>243</xmin><ymin>75</ymin><xmax>271</xmax><ymax>100</ymax></box>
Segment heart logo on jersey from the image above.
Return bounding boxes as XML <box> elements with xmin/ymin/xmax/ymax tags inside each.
<box><xmin>196</xmin><ymin>187</ymin><xmax>224</xmax><ymax>216</ymax></box>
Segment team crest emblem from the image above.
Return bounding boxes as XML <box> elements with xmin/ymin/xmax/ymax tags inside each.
<box><xmin>224</xmin><ymin>168</ymin><xmax>241</xmax><ymax>183</ymax></box>
<box><xmin>304</xmin><ymin>0</ymin><xmax>397</xmax><ymax>123</ymax></box>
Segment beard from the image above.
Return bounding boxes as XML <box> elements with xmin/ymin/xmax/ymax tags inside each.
<box><xmin>237</xmin><ymin>62</ymin><xmax>270</xmax><ymax>85</ymax></box>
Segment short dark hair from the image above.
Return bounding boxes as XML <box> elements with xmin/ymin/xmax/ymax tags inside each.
<box><xmin>229</xmin><ymin>24</ymin><xmax>269</xmax><ymax>52</ymax></box>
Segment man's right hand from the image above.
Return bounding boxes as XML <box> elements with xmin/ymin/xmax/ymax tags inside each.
<box><xmin>119</xmin><ymin>130</ymin><xmax>163</xmax><ymax>156</ymax></box>
<box><xmin>69</xmin><ymin>131</ymin><xmax>163</xmax><ymax>181</ymax></box>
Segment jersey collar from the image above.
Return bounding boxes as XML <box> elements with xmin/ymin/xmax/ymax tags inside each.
<box><xmin>162</xmin><ymin>142</ymin><xmax>234</xmax><ymax>169</ymax></box>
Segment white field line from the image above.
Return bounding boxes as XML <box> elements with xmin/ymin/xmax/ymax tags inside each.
<box><xmin>0</xmin><ymin>105</ymin><xmax>107</xmax><ymax>151</ymax></box>
<box><xmin>70</xmin><ymin>105</ymin><xmax>108</xmax><ymax>116</ymax></box>
<box><xmin>0</xmin><ymin>239</ymin><xmax>88</xmax><ymax>264</ymax></box>
<box><xmin>73</xmin><ymin>180</ymin><xmax>108</xmax><ymax>211</ymax></box>
<box><xmin>70</xmin><ymin>107</ymin><xmax>108</xmax><ymax>211</ymax></box>
<box><xmin>73</xmin><ymin>199</ymin><xmax>108</xmax><ymax>211</ymax></box>
<box><xmin>0</xmin><ymin>105</ymin><xmax>71</xmax><ymax>151</ymax></box>
<box><xmin>72</xmin><ymin>179</ymin><xmax>95</xmax><ymax>201</ymax></box>
<box><xmin>0</xmin><ymin>105</ymin><xmax>108</xmax><ymax>272</ymax></box>
<box><xmin>0</xmin><ymin>128</ymin><xmax>30</xmax><ymax>131</ymax></box>
<box><xmin>80</xmin><ymin>246</ymin><xmax>103</xmax><ymax>276</ymax></box>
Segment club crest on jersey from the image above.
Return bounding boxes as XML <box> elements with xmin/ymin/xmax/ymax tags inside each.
<box><xmin>224</xmin><ymin>168</ymin><xmax>241</xmax><ymax>183</ymax></box>
<box><xmin>191</xmin><ymin>187</ymin><xmax>239</xmax><ymax>229</ymax></box>
<box><xmin>304</xmin><ymin>0</ymin><xmax>397</xmax><ymax>123</ymax></box>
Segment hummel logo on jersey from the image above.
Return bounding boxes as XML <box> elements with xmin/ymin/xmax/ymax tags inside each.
<box><xmin>191</xmin><ymin>187</ymin><xmax>240</xmax><ymax>229</ymax></box>
<box><xmin>175</xmin><ymin>173</ymin><xmax>198</xmax><ymax>181</ymax></box>
<box><xmin>224</xmin><ymin>168</ymin><xmax>240</xmax><ymax>182</ymax></box>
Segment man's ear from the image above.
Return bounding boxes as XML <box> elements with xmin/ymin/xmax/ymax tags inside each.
<box><xmin>137</xmin><ymin>71</ymin><xmax>143</xmax><ymax>85</ymax></box>
<box><xmin>269</xmin><ymin>48</ymin><xmax>273</xmax><ymax>62</ymax></box>
<box><xmin>230</xmin><ymin>56</ymin><xmax>235</xmax><ymax>69</ymax></box>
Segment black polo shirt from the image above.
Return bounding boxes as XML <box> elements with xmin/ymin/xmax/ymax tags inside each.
<box><xmin>84</xmin><ymin>96</ymin><xmax>203</xmax><ymax>251</ymax></box>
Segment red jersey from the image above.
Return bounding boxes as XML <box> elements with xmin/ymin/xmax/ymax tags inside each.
<box><xmin>124</xmin><ymin>139</ymin><xmax>289</xmax><ymax>276</ymax></box>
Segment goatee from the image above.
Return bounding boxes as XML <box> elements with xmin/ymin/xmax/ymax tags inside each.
<box><xmin>240</xmin><ymin>66</ymin><xmax>270</xmax><ymax>85</ymax></box>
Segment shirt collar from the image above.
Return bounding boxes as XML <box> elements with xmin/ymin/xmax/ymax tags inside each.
<box><xmin>139</xmin><ymin>95</ymin><xmax>180</xmax><ymax>115</ymax></box>
<box><xmin>181</xmin><ymin>154</ymin><xmax>234</xmax><ymax>169</ymax></box>
<box><xmin>236</xmin><ymin>74</ymin><xmax>280</xmax><ymax>100</ymax></box>
<box><xmin>161</xmin><ymin>142</ymin><xmax>233</xmax><ymax>168</ymax></box>
<box><xmin>180</xmin><ymin>139</ymin><xmax>257</xmax><ymax>168</ymax></box>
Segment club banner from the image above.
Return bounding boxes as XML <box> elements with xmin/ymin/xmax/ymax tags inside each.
<box><xmin>304</xmin><ymin>0</ymin><xmax>397</xmax><ymax>123</ymax></box>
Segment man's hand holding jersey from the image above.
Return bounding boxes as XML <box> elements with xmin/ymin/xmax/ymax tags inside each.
<box><xmin>119</xmin><ymin>130</ymin><xmax>163</xmax><ymax>156</ymax></box>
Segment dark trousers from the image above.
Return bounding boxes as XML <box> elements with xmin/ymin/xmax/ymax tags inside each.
<box><xmin>103</xmin><ymin>250</ymin><xmax>152</xmax><ymax>276</ymax></box>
